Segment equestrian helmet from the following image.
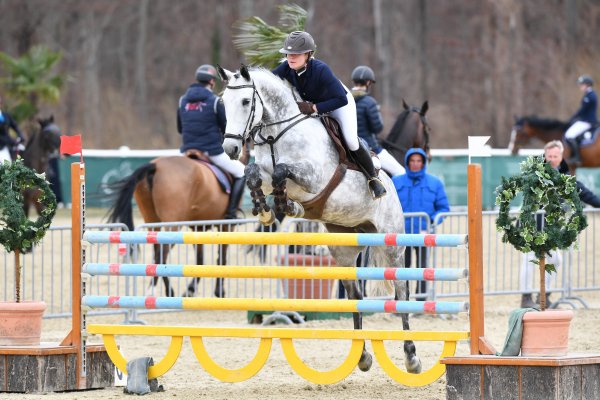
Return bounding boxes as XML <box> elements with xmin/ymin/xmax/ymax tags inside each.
<box><xmin>351</xmin><ymin>65</ymin><xmax>376</xmax><ymax>83</ymax></box>
<box><xmin>577</xmin><ymin>74</ymin><xmax>594</xmax><ymax>86</ymax></box>
<box><xmin>279</xmin><ymin>31</ymin><xmax>316</xmax><ymax>54</ymax></box>
<box><xmin>195</xmin><ymin>64</ymin><xmax>218</xmax><ymax>82</ymax></box>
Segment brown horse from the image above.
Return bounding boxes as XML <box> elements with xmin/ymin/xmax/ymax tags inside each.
<box><xmin>21</xmin><ymin>116</ymin><xmax>62</xmax><ymax>216</ymax></box>
<box><xmin>508</xmin><ymin>115</ymin><xmax>600</xmax><ymax>173</ymax></box>
<box><xmin>106</xmin><ymin>156</ymin><xmax>238</xmax><ymax>298</ymax></box>
<box><xmin>382</xmin><ymin>100</ymin><xmax>431</xmax><ymax>166</ymax></box>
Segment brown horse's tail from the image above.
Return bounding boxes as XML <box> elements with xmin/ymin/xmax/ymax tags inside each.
<box><xmin>106</xmin><ymin>163</ymin><xmax>156</xmax><ymax>231</ymax></box>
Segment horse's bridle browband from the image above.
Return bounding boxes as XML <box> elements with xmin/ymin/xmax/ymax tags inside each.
<box><xmin>224</xmin><ymin>81</ymin><xmax>313</xmax><ymax>167</ymax></box>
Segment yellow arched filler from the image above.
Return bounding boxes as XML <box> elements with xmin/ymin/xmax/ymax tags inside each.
<box><xmin>190</xmin><ymin>336</ymin><xmax>272</xmax><ymax>382</ymax></box>
<box><xmin>280</xmin><ymin>338</ymin><xmax>364</xmax><ymax>384</ymax></box>
<box><xmin>101</xmin><ymin>333</ymin><xmax>184</xmax><ymax>379</ymax></box>
<box><xmin>371</xmin><ymin>339</ymin><xmax>457</xmax><ymax>387</ymax></box>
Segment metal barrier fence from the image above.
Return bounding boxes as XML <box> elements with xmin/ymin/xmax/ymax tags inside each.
<box><xmin>2</xmin><ymin>209</ymin><xmax>599</xmax><ymax>319</ymax></box>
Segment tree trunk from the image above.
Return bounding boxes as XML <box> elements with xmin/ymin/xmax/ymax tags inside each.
<box><xmin>14</xmin><ymin>249</ymin><xmax>21</xmax><ymax>303</ymax></box>
<box><xmin>539</xmin><ymin>256</ymin><xmax>546</xmax><ymax>311</ymax></box>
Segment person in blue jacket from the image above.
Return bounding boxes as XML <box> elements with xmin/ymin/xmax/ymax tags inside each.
<box><xmin>177</xmin><ymin>64</ymin><xmax>246</xmax><ymax>219</ymax></box>
<box><xmin>272</xmin><ymin>31</ymin><xmax>386</xmax><ymax>199</ymax></box>
<box><xmin>350</xmin><ymin>65</ymin><xmax>405</xmax><ymax>177</ymax></box>
<box><xmin>392</xmin><ymin>148</ymin><xmax>450</xmax><ymax>299</ymax></box>
<box><xmin>564</xmin><ymin>74</ymin><xmax>597</xmax><ymax>165</ymax></box>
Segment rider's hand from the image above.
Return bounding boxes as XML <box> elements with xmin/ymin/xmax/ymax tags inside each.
<box><xmin>16</xmin><ymin>143</ymin><xmax>25</xmax><ymax>152</ymax></box>
<box><xmin>297</xmin><ymin>101</ymin><xmax>315</xmax><ymax>115</ymax></box>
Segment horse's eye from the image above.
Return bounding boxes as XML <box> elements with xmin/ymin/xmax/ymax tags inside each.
<box><xmin>242</xmin><ymin>99</ymin><xmax>250</xmax><ymax>106</ymax></box>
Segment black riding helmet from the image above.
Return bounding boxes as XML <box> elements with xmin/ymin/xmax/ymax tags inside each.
<box><xmin>279</xmin><ymin>31</ymin><xmax>317</xmax><ymax>55</ymax></box>
<box><xmin>195</xmin><ymin>64</ymin><xmax>218</xmax><ymax>83</ymax></box>
<box><xmin>577</xmin><ymin>74</ymin><xmax>594</xmax><ymax>86</ymax></box>
<box><xmin>351</xmin><ymin>66</ymin><xmax>376</xmax><ymax>83</ymax></box>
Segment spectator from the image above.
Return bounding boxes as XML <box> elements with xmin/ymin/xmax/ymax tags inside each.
<box><xmin>392</xmin><ymin>148</ymin><xmax>450</xmax><ymax>300</ymax></box>
<box><xmin>350</xmin><ymin>65</ymin><xmax>405</xmax><ymax>177</ymax></box>
<box><xmin>520</xmin><ymin>140</ymin><xmax>600</xmax><ymax>307</ymax></box>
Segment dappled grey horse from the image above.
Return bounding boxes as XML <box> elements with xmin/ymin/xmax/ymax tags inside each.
<box><xmin>217</xmin><ymin>65</ymin><xmax>421</xmax><ymax>375</ymax></box>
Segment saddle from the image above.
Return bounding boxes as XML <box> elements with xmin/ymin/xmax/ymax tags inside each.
<box><xmin>184</xmin><ymin>149</ymin><xmax>232</xmax><ymax>194</ymax></box>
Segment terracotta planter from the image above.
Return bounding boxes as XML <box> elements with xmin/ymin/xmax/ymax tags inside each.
<box><xmin>521</xmin><ymin>309</ymin><xmax>573</xmax><ymax>356</ymax></box>
<box><xmin>278</xmin><ymin>254</ymin><xmax>336</xmax><ymax>299</ymax></box>
<box><xmin>0</xmin><ymin>301</ymin><xmax>46</xmax><ymax>346</ymax></box>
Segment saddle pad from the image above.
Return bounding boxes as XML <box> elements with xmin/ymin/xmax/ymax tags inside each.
<box><xmin>193</xmin><ymin>159</ymin><xmax>232</xmax><ymax>194</ymax></box>
<box><xmin>580</xmin><ymin>127</ymin><xmax>600</xmax><ymax>147</ymax></box>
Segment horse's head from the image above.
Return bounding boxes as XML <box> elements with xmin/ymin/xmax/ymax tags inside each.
<box><xmin>37</xmin><ymin>115</ymin><xmax>62</xmax><ymax>154</ymax></box>
<box><xmin>384</xmin><ymin>100</ymin><xmax>431</xmax><ymax>165</ymax></box>
<box><xmin>508</xmin><ymin>116</ymin><xmax>568</xmax><ymax>154</ymax></box>
<box><xmin>218</xmin><ymin>65</ymin><xmax>266</xmax><ymax>160</ymax></box>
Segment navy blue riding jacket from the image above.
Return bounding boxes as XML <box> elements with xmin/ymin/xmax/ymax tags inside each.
<box><xmin>0</xmin><ymin>111</ymin><xmax>24</xmax><ymax>149</ymax></box>
<box><xmin>570</xmin><ymin>88</ymin><xmax>598</xmax><ymax>125</ymax></box>
<box><xmin>271</xmin><ymin>58</ymin><xmax>348</xmax><ymax>114</ymax></box>
<box><xmin>352</xmin><ymin>89</ymin><xmax>384</xmax><ymax>152</ymax></box>
<box><xmin>177</xmin><ymin>84</ymin><xmax>227</xmax><ymax>155</ymax></box>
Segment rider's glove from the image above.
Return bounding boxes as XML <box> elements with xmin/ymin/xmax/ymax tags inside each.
<box><xmin>16</xmin><ymin>143</ymin><xmax>25</xmax><ymax>152</ymax></box>
<box><xmin>297</xmin><ymin>101</ymin><xmax>315</xmax><ymax>115</ymax></box>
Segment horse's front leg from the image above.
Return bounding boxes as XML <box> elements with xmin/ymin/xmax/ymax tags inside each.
<box><xmin>272</xmin><ymin>163</ymin><xmax>304</xmax><ymax>218</ymax></box>
<box><xmin>245</xmin><ymin>163</ymin><xmax>275</xmax><ymax>225</ymax></box>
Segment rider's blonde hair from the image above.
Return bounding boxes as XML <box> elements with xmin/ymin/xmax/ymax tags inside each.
<box><xmin>544</xmin><ymin>140</ymin><xmax>564</xmax><ymax>154</ymax></box>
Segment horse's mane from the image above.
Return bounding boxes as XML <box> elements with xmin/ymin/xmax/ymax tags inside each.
<box><xmin>248</xmin><ymin>67</ymin><xmax>298</xmax><ymax>103</ymax></box>
<box><xmin>522</xmin><ymin>115</ymin><xmax>569</xmax><ymax>130</ymax></box>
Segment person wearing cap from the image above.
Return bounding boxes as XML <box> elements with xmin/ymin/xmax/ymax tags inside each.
<box><xmin>564</xmin><ymin>74</ymin><xmax>597</xmax><ymax>165</ymax></box>
<box><xmin>177</xmin><ymin>64</ymin><xmax>246</xmax><ymax>219</ymax></box>
<box><xmin>271</xmin><ymin>31</ymin><xmax>387</xmax><ymax>199</ymax></box>
<box><xmin>351</xmin><ymin>65</ymin><xmax>405</xmax><ymax>177</ymax></box>
<box><xmin>0</xmin><ymin>95</ymin><xmax>25</xmax><ymax>164</ymax></box>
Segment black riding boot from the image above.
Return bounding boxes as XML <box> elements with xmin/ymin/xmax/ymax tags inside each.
<box><xmin>566</xmin><ymin>138</ymin><xmax>581</xmax><ymax>165</ymax></box>
<box><xmin>350</xmin><ymin>143</ymin><xmax>387</xmax><ymax>199</ymax></box>
<box><xmin>225</xmin><ymin>177</ymin><xmax>246</xmax><ymax>219</ymax></box>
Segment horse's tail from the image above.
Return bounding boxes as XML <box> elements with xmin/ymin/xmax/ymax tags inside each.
<box><xmin>106</xmin><ymin>163</ymin><xmax>156</xmax><ymax>231</ymax></box>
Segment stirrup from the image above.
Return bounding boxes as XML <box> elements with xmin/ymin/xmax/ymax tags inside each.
<box><xmin>367</xmin><ymin>177</ymin><xmax>387</xmax><ymax>199</ymax></box>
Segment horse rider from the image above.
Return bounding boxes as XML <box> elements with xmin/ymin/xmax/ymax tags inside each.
<box><xmin>271</xmin><ymin>31</ymin><xmax>387</xmax><ymax>199</ymax></box>
<box><xmin>350</xmin><ymin>65</ymin><xmax>405</xmax><ymax>178</ymax></box>
<box><xmin>564</xmin><ymin>74</ymin><xmax>597</xmax><ymax>165</ymax></box>
<box><xmin>177</xmin><ymin>64</ymin><xmax>246</xmax><ymax>219</ymax></box>
<box><xmin>0</xmin><ymin>95</ymin><xmax>25</xmax><ymax>164</ymax></box>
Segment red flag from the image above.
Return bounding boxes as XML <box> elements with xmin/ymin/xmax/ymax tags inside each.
<box><xmin>60</xmin><ymin>135</ymin><xmax>82</xmax><ymax>155</ymax></box>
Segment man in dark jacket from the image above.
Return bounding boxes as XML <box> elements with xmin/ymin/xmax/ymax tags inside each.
<box><xmin>520</xmin><ymin>140</ymin><xmax>600</xmax><ymax>307</ymax></box>
<box><xmin>178</xmin><ymin>64</ymin><xmax>246</xmax><ymax>219</ymax></box>
<box><xmin>0</xmin><ymin>95</ymin><xmax>25</xmax><ymax>164</ymax></box>
<box><xmin>350</xmin><ymin>65</ymin><xmax>405</xmax><ymax>177</ymax></box>
<box><xmin>392</xmin><ymin>148</ymin><xmax>450</xmax><ymax>299</ymax></box>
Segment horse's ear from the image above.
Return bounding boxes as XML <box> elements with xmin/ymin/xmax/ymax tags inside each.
<box><xmin>240</xmin><ymin>64</ymin><xmax>251</xmax><ymax>81</ymax></box>
<box><xmin>216</xmin><ymin>64</ymin><xmax>232</xmax><ymax>82</ymax></box>
<box><xmin>402</xmin><ymin>99</ymin><xmax>409</xmax><ymax>110</ymax></box>
<box><xmin>420</xmin><ymin>101</ymin><xmax>428</xmax><ymax>116</ymax></box>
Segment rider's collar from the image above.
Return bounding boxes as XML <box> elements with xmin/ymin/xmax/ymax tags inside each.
<box><xmin>296</xmin><ymin>65</ymin><xmax>308</xmax><ymax>76</ymax></box>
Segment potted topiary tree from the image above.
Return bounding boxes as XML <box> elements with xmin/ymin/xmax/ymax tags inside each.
<box><xmin>0</xmin><ymin>158</ymin><xmax>57</xmax><ymax>346</ymax></box>
<box><xmin>495</xmin><ymin>155</ymin><xmax>587</xmax><ymax>356</ymax></box>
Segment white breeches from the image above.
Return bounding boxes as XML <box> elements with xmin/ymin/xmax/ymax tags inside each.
<box><xmin>519</xmin><ymin>250</ymin><xmax>561</xmax><ymax>292</ymax></box>
<box><xmin>330</xmin><ymin>86</ymin><xmax>359</xmax><ymax>151</ymax></box>
<box><xmin>209</xmin><ymin>152</ymin><xmax>245</xmax><ymax>178</ymax></box>
<box><xmin>565</xmin><ymin>121</ymin><xmax>591</xmax><ymax>139</ymax></box>
<box><xmin>377</xmin><ymin>148</ymin><xmax>405</xmax><ymax>177</ymax></box>
<box><xmin>0</xmin><ymin>146</ymin><xmax>11</xmax><ymax>164</ymax></box>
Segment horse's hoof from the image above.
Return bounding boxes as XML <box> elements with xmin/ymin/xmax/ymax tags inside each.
<box><xmin>181</xmin><ymin>289</ymin><xmax>195</xmax><ymax>298</ymax></box>
<box><xmin>405</xmin><ymin>356</ymin><xmax>422</xmax><ymax>374</ymax></box>
<box><xmin>214</xmin><ymin>288</ymin><xmax>225</xmax><ymax>298</ymax></box>
<box><xmin>358</xmin><ymin>352</ymin><xmax>373</xmax><ymax>372</ymax></box>
<box><xmin>259</xmin><ymin>210</ymin><xmax>276</xmax><ymax>226</ymax></box>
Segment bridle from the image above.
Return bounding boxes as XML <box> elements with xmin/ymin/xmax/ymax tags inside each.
<box><xmin>223</xmin><ymin>79</ymin><xmax>312</xmax><ymax>167</ymax></box>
